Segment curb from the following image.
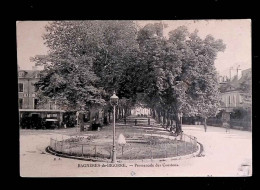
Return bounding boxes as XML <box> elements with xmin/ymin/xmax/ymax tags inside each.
<box><xmin>46</xmin><ymin>135</ymin><xmax>203</xmax><ymax>163</ymax></box>
<box><xmin>46</xmin><ymin>146</ymin><xmax>111</xmax><ymax>162</ymax></box>
<box><xmin>196</xmin><ymin>141</ymin><xmax>204</xmax><ymax>157</ymax></box>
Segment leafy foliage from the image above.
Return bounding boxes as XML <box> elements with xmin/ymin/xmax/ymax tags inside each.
<box><xmin>32</xmin><ymin>21</ymin><xmax>226</xmax><ymax>134</ymax></box>
<box><xmin>32</xmin><ymin>21</ymin><xmax>138</xmax><ymax>110</ymax></box>
<box><xmin>135</xmin><ymin>24</ymin><xmax>226</xmax><ymax>132</ymax></box>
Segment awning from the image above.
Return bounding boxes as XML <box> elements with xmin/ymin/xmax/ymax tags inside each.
<box><xmin>45</xmin><ymin>119</ymin><xmax>58</xmax><ymax>122</ymax></box>
<box><xmin>19</xmin><ymin>109</ymin><xmax>65</xmax><ymax>113</ymax></box>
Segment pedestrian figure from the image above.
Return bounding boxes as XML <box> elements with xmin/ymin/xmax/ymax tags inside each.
<box><xmin>204</xmin><ymin>123</ymin><xmax>207</xmax><ymax>132</ymax></box>
<box><xmin>223</xmin><ymin>122</ymin><xmax>230</xmax><ymax>133</ymax></box>
<box><xmin>203</xmin><ymin>118</ymin><xmax>207</xmax><ymax>132</ymax></box>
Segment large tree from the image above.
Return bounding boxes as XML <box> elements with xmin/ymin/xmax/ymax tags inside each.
<box><xmin>32</xmin><ymin>21</ymin><xmax>138</xmax><ymax>112</ymax></box>
<box><xmin>135</xmin><ymin>24</ymin><xmax>226</xmax><ymax>134</ymax></box>
<box><xmin>32</xmin><ymin>21</ymin><xmax>226</xmax><ymax>135</ymax></box>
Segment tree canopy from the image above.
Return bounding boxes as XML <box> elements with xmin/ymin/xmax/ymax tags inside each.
<box><xmin>133</xmin><ymin>23</ymin><xmax>226</xmax><ymax>132</ymax></box>
<box><xmin>32</xmin><ymin>21</ymin><xmax>226</xmax><ymax>133</ymax></box>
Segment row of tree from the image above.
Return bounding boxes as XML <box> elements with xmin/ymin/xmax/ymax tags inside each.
<box><xmin>32</xmin><ymin>21</ymin><xmax>226</xmax><ymax>134</ymax></box>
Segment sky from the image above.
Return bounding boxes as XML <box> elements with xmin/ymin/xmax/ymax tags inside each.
<box><xmin>16</xmin><ymin>20</ymin><xmax>251</xmax><ymax>76</ymax></box>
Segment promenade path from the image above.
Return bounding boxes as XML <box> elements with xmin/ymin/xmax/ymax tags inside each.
<box><xmin>20</xmin><ymin>116</ymin><xmax>252</xmax><ymax>177</ymax></box>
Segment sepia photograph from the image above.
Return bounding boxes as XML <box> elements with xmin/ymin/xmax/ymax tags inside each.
<box><xmin>17</xmin><ymin>20</ymin><xmax>252</xmax><ymax>177</ymax></box>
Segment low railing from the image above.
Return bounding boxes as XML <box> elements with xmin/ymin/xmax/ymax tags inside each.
<box><xmin>49</xmin><ymin>131</ymin><xmax>199</xmax><ymax>161</ymax></box>
<box><xmin>49</xmin><ymin>138</ymin><xmax>112</xmax><ymax>159</ymax></box>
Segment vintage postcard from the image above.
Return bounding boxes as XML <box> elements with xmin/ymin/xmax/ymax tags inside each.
<box><xmin>17</xmin><ymin>20</ymin><xmax>252</xmax><ymax>177</ymax></box>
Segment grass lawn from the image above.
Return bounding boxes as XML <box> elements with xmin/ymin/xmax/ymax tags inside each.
<box><xmin>48</xmin><ymin>120</ymin><xmax>198</xmax><ymax>160</ymax></box>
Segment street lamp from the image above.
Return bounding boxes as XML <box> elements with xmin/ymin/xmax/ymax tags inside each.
<box><xmin>110</xmin><ymin>91</ymin><xmax>119</xmax><ymax>163</ymax></box>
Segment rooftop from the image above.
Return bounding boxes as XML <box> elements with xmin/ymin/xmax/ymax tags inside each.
<box><xmin>219</xmin><ymin>68</ymin><xmax>251</xmax><ymax>93</ymax></box>
<box><xmin>18</xmin><ymin>69</ymin><xmax>41</xmax><ymax>78</ymax></box>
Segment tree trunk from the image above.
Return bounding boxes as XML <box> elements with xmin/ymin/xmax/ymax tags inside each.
<box><xmin>152</xmin><ymin>109</ymin><xmax>156</xmax><ymax>119</ymax></box>
<box><xmin>162</xmin><ymin>111</ymin><xmax>166</xmax><ymax>128</ymax></box>
<box><xmin>204</xmin><ymin>117</ymin><xmax>207</xmax><ymax>132</ymax></box>
<box><xmin>124</xmin><ymin>107</ymin><xmax>127</xmax><ymax>118</ymax></box>
<box><xmin>174</xmin><ymin>114</ymin><xmax>182</xmax><ymax>134</ymax></box>
<box><xmin>166</xmin><ymin>110</ymin><xmax>170</xmax><ymax>129</ymax></box>
<box><xmin>79</xmin><ymin>113</ymin><xmax>84</xmax><ymax>132</ymax></box>
<box><xmin>154</xmin><ymin>109</ymin><xmax>157</xmax><ymax>120</ymax></box>
<box><xmin>158</xmin><ymin>110</ymin><xmax>161</xmax><ymax>123</ymax></box>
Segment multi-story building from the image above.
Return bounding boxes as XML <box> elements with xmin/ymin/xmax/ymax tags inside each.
<box><xmin>18</xmin><ymin>65</ymin><xmax>65</xmax><ymax>128</ymax></box>
<box><xmin>219</xmin><ymin>68</ymin><xmax>251</xmax><ymax>112</ymax></box>
<box><xmin>18</xmin><ymin>66</ymin><xmax>40</xmax><ymax>109</ymax></box>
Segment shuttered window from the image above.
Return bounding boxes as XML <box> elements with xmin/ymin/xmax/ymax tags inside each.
<box><xmin>19</xmin><ymin>99</ymin><xmax>23</xmax><ymax>109</ymax></box>
<box><xmin>18</xmin><ymin>83</ymin><xmax>24</xmax><ymax>92</ymax></box>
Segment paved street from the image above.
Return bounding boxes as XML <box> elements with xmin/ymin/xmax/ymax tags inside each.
<box><xmin>20</xmin><ymin>121</ymin><xmax>252</xmax><ymax>177</ymax></box>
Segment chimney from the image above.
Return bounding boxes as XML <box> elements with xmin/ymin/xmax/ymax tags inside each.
<box><xmin>229</xmin><ymin>67</ymin><xmax>233</xmax><ymax>80</ymax></box>
<box><xmin>236</xmin><ymin>65</ymin><xmax>242</xmax><ymax>80</ymax></box>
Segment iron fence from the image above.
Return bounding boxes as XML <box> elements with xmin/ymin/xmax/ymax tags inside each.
<box><xmin>49</xmin><ymin>132</ymin><xmax>198</xmax><ymax>161</ymax></box>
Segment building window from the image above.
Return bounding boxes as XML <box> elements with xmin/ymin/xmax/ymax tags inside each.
<box><xmin>31</xmin><ymin>83</ymin><xmax>37</xmax><ymax>92</ymax></box>
<box><xmin>239</xmin><ymin>94</ymin><xmax>243</xmax><ymax>104</ymax></box>
<box><xmin>34</xmin><ymin>99</ymin><xmax>38</xmax><ymax>109</ymax></box>
<box><xmin>18</xmin><ymin>83</ymin><xmax>24</xmax><ymax>92</ymax></box>
<box><xmin>18</xmin><ymin>72</ymin><xmax>24</xmax><ymax>77</ymax></box>
<box><xmin>50</xmin><ymin>101</ymin><xmax>56</xmax><ymax>110</ymax></box>
<box><xmin>229</xmin><ymin>96</ymin><xmax>231</xmax><ymax>106</ymax></box>
<box><xmin>19</xmin><ymin>98</ymin><xmax>23</xmax><ymax>109</ymax></box>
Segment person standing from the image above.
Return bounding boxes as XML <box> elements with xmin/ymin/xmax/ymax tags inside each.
<box><xmin>203</xmin><ymin>118</ymin><xmax>207</xmax><ymax>132</ymax></box>
<box><xmin>224</xmin><ymin>122</ymin><xmax>230</xmax><ymax>133</ymax></box>
<box><xmin>204</xmin><ymin>122</ymin><xmax>207</xmax><ymax>132</ymax></box>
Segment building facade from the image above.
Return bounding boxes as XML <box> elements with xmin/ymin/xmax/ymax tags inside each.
<box><xmin>18</xmin><ymin>67</ymin><xmax>60</xmax><ymax>110</ymax></box>
<box><xmin>18</xmin><ymin>66</ymin><xmax>65</xmax><ymax>128</ymax></box>
<box><xmin>219</xmin><ymin>68</ymin><xmax>251</xmax><ymax>112</ymax></box>
<box><xmin>131</xmin><ymin>106</ymin><xmax>151</xmax><ymax>116</ymax></box>
<box><xmin>18</xmin><ymin>68</ymin><xmax>41</xmax><ymax>109</ymax></box>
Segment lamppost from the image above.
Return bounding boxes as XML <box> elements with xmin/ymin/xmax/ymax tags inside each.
<box><xmin>110</xmin><ymin>91</ymin><xmax>119</xmax><ymax>163</ymax></box>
